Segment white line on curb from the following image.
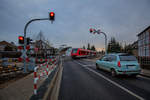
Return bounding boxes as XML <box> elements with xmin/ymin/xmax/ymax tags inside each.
<box><xmin>74</xmin><ymin>61</ymin><xmax>145</xmax><ymax>100</ymax></box>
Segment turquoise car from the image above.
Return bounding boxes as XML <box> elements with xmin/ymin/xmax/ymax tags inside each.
<box><xmin>96</xmin><ymin>53</ymin><xmax>141</xmax><ymax>77</ymax></box>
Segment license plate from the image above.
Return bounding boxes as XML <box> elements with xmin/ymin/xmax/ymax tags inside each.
<box><xmin>127</xmin><ymin>65</ymin><xmax>135</xmax><ymax>69</ymax></box>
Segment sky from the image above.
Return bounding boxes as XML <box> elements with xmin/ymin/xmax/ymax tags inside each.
<box><xmin>0</xmin><ymin>0</ymin><xmax>150</xmax><ymax>51</ymax></box>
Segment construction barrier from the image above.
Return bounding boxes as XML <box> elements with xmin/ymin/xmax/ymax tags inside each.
<box><xmin>33</xmin><ymin>57</ymin><xmax>59</xmax><ymax>95</ymax></box>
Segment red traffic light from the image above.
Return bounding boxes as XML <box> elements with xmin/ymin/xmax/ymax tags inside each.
<box><xmin>18</xmin><ymin>36</ymin><xmax>24</xmax><ymax>44</ymax></box>
<box><xmin>49</xmin><ymin>12</ymin><xmax>55</xmax><ymax>21</ymax></box>
<box><xmin>50</xmin><ymin>12</ymin><xmax>54</xmax><ymax>16</ymax></box>
<box><xmin>19</xmin><ymin>36</ymin><xmax>24</xmax><ymax>40</ymax></box>
<box><xmin>89</xmin><ymin>28</ymin><xmax>93</xmax><ymax>33</ymax></box>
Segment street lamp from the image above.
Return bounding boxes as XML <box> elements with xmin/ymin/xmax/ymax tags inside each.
<box><xmin>89</xmin><ymin>28</ymin><xmax>107</xmax><ymax>54</ymax></box>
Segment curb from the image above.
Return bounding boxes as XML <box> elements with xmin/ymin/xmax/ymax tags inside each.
<box><xmin>139</xmin><ymin>73</ymin><xmax>150</xmax><ymax>78</ymax></box>
<box><xmin>43</xmin><ymin>61</ymin><xmax>63</xmax><ymax>100</ymax></box>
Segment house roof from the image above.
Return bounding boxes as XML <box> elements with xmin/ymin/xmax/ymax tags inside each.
<box><xmin>0</xmin><ymin>41</ymin><xmax>17</xmax><ymax>48</ymax></box>
<box><xmin>137</xmin><ymin>26</ymin><xmax>150</xmax><ymax>36</ymax></box>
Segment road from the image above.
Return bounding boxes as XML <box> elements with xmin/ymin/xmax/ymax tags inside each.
<box><xmin>58</xmin><ymin>59</ymin><xmax>150</xmax><ymax>100</ymax></box>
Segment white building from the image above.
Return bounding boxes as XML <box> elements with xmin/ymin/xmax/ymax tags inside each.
<box><xmin>137</xmin><ymin>26</ymin><xmax>150</xmax><ymax>57</ymax></box>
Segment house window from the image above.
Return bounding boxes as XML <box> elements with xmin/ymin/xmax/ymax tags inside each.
<box><xmin>146</xmin><ymin>46</ymin><xmax>149</xmax><ymax>56</ymax></box>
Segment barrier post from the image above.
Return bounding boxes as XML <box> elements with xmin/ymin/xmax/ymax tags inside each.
<box><xmin>34</xmin><ymin>67</ymin><xmax>38</xmax><ymax>95</ymax></box>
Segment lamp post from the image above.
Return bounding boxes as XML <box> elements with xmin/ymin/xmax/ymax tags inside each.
<box><xmin>89</xmin><ymin>28</ymin><xmax>107</xmax><ymax>55</ymax></box>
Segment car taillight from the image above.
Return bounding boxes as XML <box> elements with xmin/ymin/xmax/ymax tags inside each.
<box><xmin>118</xmin><ymin>61</ymin><xmax>121</xmax><ymax>67</ymax></box>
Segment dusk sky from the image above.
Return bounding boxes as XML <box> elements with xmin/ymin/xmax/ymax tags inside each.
<box><xmin>0</xmin><ymin>0</ymin><xmax>150</xmax><ymax>51</ymax></box>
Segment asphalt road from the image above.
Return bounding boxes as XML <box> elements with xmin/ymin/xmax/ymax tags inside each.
<box><xmin>58</xmin><ymin>59</ymin><xmax>150</xmax><ymax>100</ymax></box>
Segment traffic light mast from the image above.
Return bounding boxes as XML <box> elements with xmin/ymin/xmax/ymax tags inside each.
<box><xmin>22</xmin><ymin>12</ymin><xmax>55</xmax><ymax>73</ymax></box>
<box><xmin>89</xmin><ymin>28</ymin><xmax>107</xmax><ymax>54</ymax></box>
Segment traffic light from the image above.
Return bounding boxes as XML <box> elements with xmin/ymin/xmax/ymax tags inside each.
<box><xmin>89</xmin><ymin>28</ymin><xmax>93</xmax><ymax>33</ymax></box>
<box><xmin>49</xmin><ymin>12</ymin><xmax>55</xmax><ymax>21</ymax></box>
<box><xmin>27</xmin><ymin>37</ymin><xmax>32</xmax><ymax>45</ymax></box>
<box><xmin>18</xmin><ymin>36</ymin><xmax>24</xmax><ymax>44</ymax></box>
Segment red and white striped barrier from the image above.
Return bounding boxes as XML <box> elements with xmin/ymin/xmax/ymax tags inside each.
<box><xmin>33</xmin><ymin>57</ymin><xmax>58</xmax><ymax>95</ymax></box>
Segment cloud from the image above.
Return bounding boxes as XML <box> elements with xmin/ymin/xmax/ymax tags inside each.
<box><xmin>0</xmin><ymin>0</ymin><xmax>150</xmax><ymax>50</ymax></box>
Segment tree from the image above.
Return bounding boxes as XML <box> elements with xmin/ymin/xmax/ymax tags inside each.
<box><xmin>91</xmin><ymin>45</ymin><xmax>96</xmax><ymax>51</ymax></box>
<box><xmin>87</xmin><ymin>43</ymin><xmax>91</xmax><ymax>50</ymax></box>
<box><xmin>107</xmin><ymin>37</ymin><xmax>122</xmax><ymax>53</ymax></box>
<box><xmin>36</xmin><ymin>31</ymin><xmax>46</xmax><ymax>41</ymax></box>
<box><xmin>124</xmin><ymin>44</ymin><xmax>133</xmax><ymax>54</ymax></box>
<box><xmin>46</xmin><ymin>39</ymin><xmax>53</xmax><ymax>48</ymax></box>
<box><xmin>82</xmin><ymin>45</ymin><xmax>85</xmax><ymax>49</ymax></box>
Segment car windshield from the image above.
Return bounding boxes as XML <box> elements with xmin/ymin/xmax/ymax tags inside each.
<box><xmin>72</xmin><ymin>49</ymin><xmax>78</xmax><ymax>53</ymax></box>
<box><xmin>119</xmin><ymin>55</ymin><xmax>137</xmax><ymax>61</ymax></box>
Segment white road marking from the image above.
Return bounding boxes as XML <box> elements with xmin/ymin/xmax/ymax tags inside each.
<box><xmin>74</xmin><ymin>61</ymin><xmax>145</xmax><ymax>100</ymax></box>
<box><xmin>83</xmin><ymin>65</ymin><xmax>95</xmax><ymax>67</ymax></box>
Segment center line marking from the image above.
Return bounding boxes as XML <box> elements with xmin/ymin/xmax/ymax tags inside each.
<box><xmin>74</xmin><ymin>61</ymin><xmax>145</xmax><ymax>100</ymax></box>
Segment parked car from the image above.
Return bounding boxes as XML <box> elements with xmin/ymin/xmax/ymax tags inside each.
<box><xmin>96</xmin><ymin>53</ymin><xmax>141</xmax><ymax>77</ymax></box>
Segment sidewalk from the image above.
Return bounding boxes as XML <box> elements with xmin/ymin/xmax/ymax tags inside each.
<box><xmin>0</xmin><ymin>71</ymin><xmax>46</xmax><ymax>100</ymax></box>
<box><xmin>0</xmin><ymin>73</ymin><xmax>34</xmax><ymax>100</ymax></box>
<box><xmin>140</xmin><ymin>69</ymin><xmax>150</xmax><ymax>78</ymax></box>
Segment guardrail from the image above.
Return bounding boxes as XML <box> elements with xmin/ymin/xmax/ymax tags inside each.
<box><xmin>33</xmin><ymin>56</ymin><xmax>59</xmax><ymax>95</ymax></box>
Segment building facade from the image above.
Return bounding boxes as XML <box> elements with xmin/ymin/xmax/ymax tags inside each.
<box><xmin>138</xmin><ymin>26</ymin><xmax>150</xmax><ymax>57</ymax></box>
<box><xmin>137</xmin><ymin>26</ymin><xmax>150</xmax><ymax>69</ymax></box>
<box><xmin>0</xmin><ymin>41</ymin><xmax>17</xmax><ymax>51</ymax></box>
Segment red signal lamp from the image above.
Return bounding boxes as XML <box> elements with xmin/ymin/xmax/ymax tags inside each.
<box><xmin>18</xmin><ymin>36</ymin><xmax>24</xmax><ymax>44</ymax></box>
<box><xmin>19</xmin><ymin>36</ymin><xmax>24</xmax><ymax>40</ymax></box>
<box><xmin>50</xmin><ymin>12</ymin><xmax>54</xmax><ymax>16</ymax></box>
<box><xmin>49</xmin><ymin>12</ymin><xmax>55</xmax><ymax>21</ymax></box>
<box><xmin>89</xmin><ymin>28</ymin><xmax>93</xmax><ymax>33</ymax></box>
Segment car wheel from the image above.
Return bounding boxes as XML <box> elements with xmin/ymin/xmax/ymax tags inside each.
<box><xmin>111</xmin><ymin>69</ymin><xmax>116</xmax><ymax>77</ymax></box>
<box><xmin>96</xmin><ymin>64</ymin><xmax>99</xmax><ymax>70</ymax></box>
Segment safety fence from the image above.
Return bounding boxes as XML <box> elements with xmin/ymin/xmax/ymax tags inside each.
<box><xmin>33</xmin><ymin>56</ymin><xmax>59</xmax><ymax>95</ymax></box>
